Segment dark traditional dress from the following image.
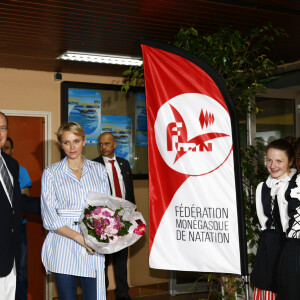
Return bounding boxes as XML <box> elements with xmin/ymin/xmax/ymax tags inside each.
<box><xmin>277</xmin><ymin>172</ymin><xmax>300</xmax><ymax>300</ymax></box>
<box><xmin>251</xmin><ymin>169</ymin><xmax>297</xmax><ymax>300</ymax></box>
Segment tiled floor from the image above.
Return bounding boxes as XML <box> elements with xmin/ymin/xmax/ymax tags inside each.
<box><xmin>130</xmin><ymin>293</ymin><xmax>209</xmax><ymax>299</ymax></box>
<box><xmin>106</xmin><ymin>282</ymin><xmax>212</xmax><ymax>300</ymax></box>
<box><xmin>74</xmin><ymin>291</ymin><xmax>209</xmax><ymax>300</ymax></box>
<box><xmin>68</xmin><ymin>291</ymin><xmax>210</xmax><ymax>300</ymax></box>
<box><xmin>61</xmin><ymin>293</ymin><xmax>209</xmax><ymax>300</ymax></box>
<box><xmin>65</xmin><ymin>282</ymin><xmax>212</xmax><ymax>300</ymax></box>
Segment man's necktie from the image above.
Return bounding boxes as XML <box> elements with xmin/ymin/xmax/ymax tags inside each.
<box><xmin>109</xmin><ymin>159</ymin><xmax>122</xmax><ymax>198</ymax></box>
<box><xmin>0</xmin><ymin>155</ymin><xmax>13</xmax><ymax>202</ymax></box>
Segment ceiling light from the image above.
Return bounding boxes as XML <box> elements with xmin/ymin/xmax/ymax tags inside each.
<box><xmin>57</xmin><ymin>51</ymin><xmax>143</xmax><ymax>66</ymax></box>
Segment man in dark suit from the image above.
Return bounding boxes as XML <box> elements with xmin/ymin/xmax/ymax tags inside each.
<box><xmin>93</xmin><ymin>132</ymin><xmax>135</xmax><ymax>300</ymax></box>
<box><xmin>0</xmin><ymin>111</ymin><xmax>22</xmax><ymax>299</ymax></box>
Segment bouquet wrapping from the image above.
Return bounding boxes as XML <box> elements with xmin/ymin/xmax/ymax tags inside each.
<box><xmin>80</xmin><ymin>191</ymin><xmax>146</xmax><ymax>254</ymax></box>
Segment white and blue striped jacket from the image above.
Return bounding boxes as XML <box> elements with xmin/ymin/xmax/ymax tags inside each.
<box><xmin>41</xmin><ymin>156</ymin><xmax>110</xmax><ymax>281</ymax></box>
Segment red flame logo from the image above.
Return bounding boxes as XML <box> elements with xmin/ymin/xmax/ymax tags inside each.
<box><xmin>167</xmin><ymin>104</ymin><xmax>229</xmax><ymax>163</ymax></box>
<box><xmin>199</xmin><ymin>109</ymin><xmax>215</xmax><ymax>129</ymax></box>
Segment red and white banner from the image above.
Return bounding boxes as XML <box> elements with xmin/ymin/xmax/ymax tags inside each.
<box><xmin>141</xmin><ymin>39</ymin><xmax>246</xmax><ymax>274</ymax></box>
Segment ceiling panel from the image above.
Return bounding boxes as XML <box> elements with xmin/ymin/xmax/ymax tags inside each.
<box><xmin>0</xmin><ymin>0</ymin><xmax>298</xmax><ymax>76</ymax></box>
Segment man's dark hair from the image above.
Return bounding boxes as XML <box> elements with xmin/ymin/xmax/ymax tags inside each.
<box><xmin>6</xmin><ymin>137</ymin><xmax>14</xmax><ymax>149</ymax></box>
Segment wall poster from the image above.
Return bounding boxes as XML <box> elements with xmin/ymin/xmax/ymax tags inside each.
<box><xmin>67</xmin><ymin>88</ymin><xmax>101</xmax><ymax>145</ymax></box>
<box><xmin>135</xmin><ymin>93</ymin><xmax>148</xmax><ymax>146</ymax></box>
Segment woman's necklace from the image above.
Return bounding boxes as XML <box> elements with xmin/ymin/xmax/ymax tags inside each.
<box><xmin>68</xmin><ymin>162</ymin><xmax>84</xmax><ymax>171</ymax></box>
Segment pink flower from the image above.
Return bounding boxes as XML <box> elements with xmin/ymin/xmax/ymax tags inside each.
<box><xmin>113</xmin><ymin>224</ymin><xmax>121</xmax><ymax>230</ymax></box>
<box><xmin>101</xmin><ymin>208</ymin><xmax>113</xmax><ymax>217</ymax></box>
<box><xmin>96</xmin><ymin>228</ymin><xmax>105</xmax><ymax>235</ymax></box>
<box><xmin>102</xmin><ymin>211</ymin><xmax>111</xmax><ymax>217</ymax></box>
<box><xmin>92</xmin><ymin>213</ymin><xmax>102</xmax><ymax>220</ymax></box>
<box><xmin>103</xmin><ymin>218</ymin><xmax>110</xmax><ymax>226</ymax></box>
<box><xmin>94</xmin><ymin>220</ymin><xmax>104</xmax><ymax>230</ymax></box>
<box><xmin>133</xmin><ymin>219</ymin><xmax>146</xmax><ymax>235</ymax></box>
<box><xmin>91</xmin><ymin>207</ymin><xmax>103</xmax><ymax>215</ymax></box>
<box><xmin>105</xmin><ymin>223</ymin><xmax>119</xmax><ymax>236</ymax></box>
<box><xmin>113</xmin><ymin>215</ymin><xmax>123</xmax><ymax>230</ymax></box>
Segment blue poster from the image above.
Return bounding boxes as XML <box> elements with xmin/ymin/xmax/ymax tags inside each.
<box><xmin>135</xmin><ymin>93</ymin><xmax>148</xmax><ymax>146</ymax></box>
<box><xmin>101</xmin><ymin>115</ymin><xmax>133</xmax><ymax>168</ymax></box>
<box><xmin>68</xmin><ymin>88</ymin><xmax>101</xmax><ymax>144</ymax></box>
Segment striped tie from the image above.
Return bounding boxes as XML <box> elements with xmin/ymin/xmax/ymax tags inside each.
<box><xmin>0</xmin><ymin>155</ymin><xmax>14</xmax><ymax>202</ymax></box>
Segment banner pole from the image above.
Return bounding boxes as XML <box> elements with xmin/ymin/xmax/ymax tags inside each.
<box><xmin>242</xmin><ymin>275</ymin><xmax>250</xmax><ymax>300</ymax></box>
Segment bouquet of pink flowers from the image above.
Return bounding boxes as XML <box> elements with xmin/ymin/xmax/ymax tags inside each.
<box><xmin>80</xmin><ymin>192</ymin><xmax>146</xmax><ymax>254</ymax></box>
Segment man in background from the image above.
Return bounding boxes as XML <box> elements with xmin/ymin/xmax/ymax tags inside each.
<box><xmin>93</xmin><ymin>132</ymin><xmax>135</xmax><ymax>300</ymax></box>
<box><xmin>2</xmin><ymin>137</ymin><xmax>32</xmax><ymax>300</ymax></box>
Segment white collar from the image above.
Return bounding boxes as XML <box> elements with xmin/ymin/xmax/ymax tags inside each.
<box><xmin>103</xmin><ymin>155</ymin><xmax>116</xmax><ymax>164</ymax></box>
<box><xmin>266</xmin><ymin>168</ymin><xmax>297</xmax><ymax>197</ymax></box>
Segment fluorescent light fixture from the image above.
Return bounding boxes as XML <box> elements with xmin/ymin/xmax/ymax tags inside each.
<box><xmin>57</xmin><ymin>51</ymin><xmax>143</xmax><ymax>66</ymax></box>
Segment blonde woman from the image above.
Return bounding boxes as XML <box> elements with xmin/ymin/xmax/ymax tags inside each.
<box><xmin>41</xmin><ymin>122</ymin><xmax>110</xmax><ymax>300</ymax></box>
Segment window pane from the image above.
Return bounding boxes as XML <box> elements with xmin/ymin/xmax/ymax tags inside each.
<box><xmin>62</xmin><ymin>82</ymin><xmax>148</xmax><ymax>176</ymax></box>
<box><xmin>256</xmin><ymin>97</ymin><xmax>295</xmax><ymax>144</ymax></box>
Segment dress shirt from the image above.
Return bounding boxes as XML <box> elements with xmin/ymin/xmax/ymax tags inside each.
<box><xmin>0</xmin><ymin>151</ymin><xmax>14</xmax><ymax>206</ymax></box>
<box><xmin>256</xmin><ymin>168</ymin><xmax>297</xmax><ymax>231</ymax></box>
<box><xmin>41</xmin><ymin>156</ymin><xmax>110</xmax><ymax>278</ymax></box>
<box><xmin>102</xmin><ymin>155</ymin><xmax>125</xmax><ymax>198</ymax></box>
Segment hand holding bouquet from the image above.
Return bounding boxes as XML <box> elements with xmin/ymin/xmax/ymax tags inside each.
<box><xmin>80</xmin><ymin>192</ymin><xmax>146</xmax><ymax>254</ymax></box>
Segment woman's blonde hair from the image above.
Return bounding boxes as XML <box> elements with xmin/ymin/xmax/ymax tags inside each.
<box><xmin>56</xmin><ymin>122</ymin><xmax>85</xmax><ymax>143</ymax></box>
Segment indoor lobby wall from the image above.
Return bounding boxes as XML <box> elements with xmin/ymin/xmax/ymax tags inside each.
<box><xmin>0</xmin><ymin>68</ymin><xmax>169</xmax><ymax>294</ymax></box>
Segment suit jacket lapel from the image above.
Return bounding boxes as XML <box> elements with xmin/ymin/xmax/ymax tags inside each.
<box><xmin>116</xmin><ymin>157</ymin><xmax>128</xmax><ymax>181</ymax></box>
<box><xmin>99</xmin><ymin>156</ymin><xmax>112</xmax><ymax>194</ymax></box>
<box><xmin>1</xmin><ymin>155</ymin><xmax>15</xmax><ymax>208</ymax></box>
<box><xmin>0</xmin><ymin>180</ymin><xmax>11</xmax><ymax>207</ymax></box>
<box><xmin>98</xmin><ymin>156</ymin><xmax>105</xmax><ymax>166</ymax></box>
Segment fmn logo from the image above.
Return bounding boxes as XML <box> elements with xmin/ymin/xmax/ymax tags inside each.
<box><xmin>155</xmin><ymin>93</ymin><xmax>233</xmax><ymax>176</ymax></box>
<box><xmin>166</xmin><ymin>104</ymin><xmax>229</xmax><ymax>164</ymax></box>
<box><xmin>167</xmin><ymin>108</ymin><xmax>215</xmax><ymax>153</ymax></box>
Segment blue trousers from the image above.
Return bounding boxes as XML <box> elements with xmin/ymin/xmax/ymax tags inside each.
<box><xmin>54</xmin><ymin>273</ymin><xmax>97</xmax><ymax>300</ymax></box>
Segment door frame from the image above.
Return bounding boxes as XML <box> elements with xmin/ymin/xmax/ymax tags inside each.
<box><xmin>2</xmin><ymin>109</ymin><xmax>51</xmax><ymax>167</ymax></box>
<box><xmin>2</xmin><ymin>109</ymin><xmax>51</xmax><ymax>300</ymax></box>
